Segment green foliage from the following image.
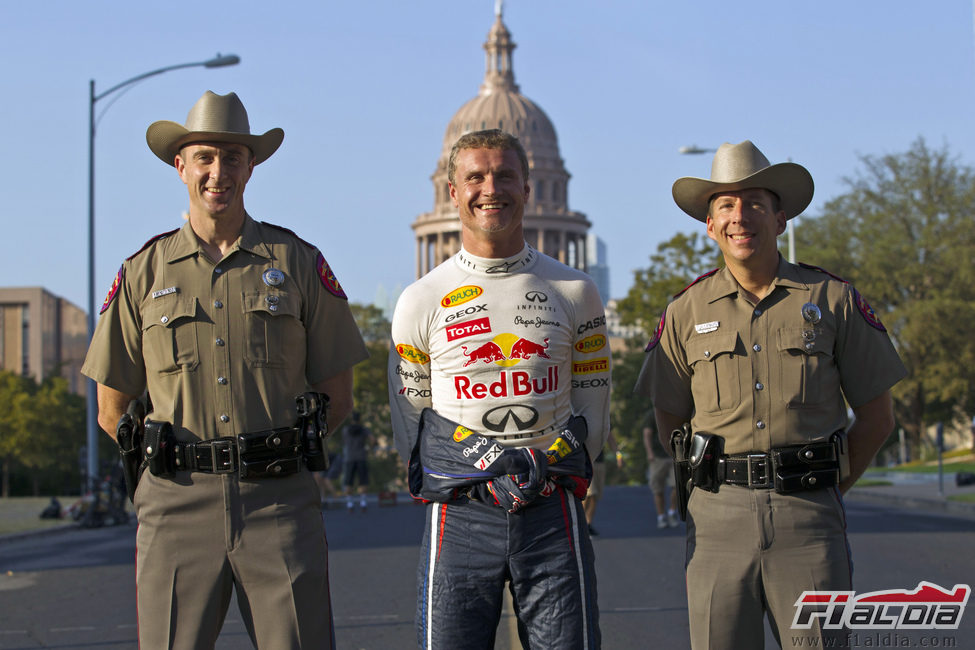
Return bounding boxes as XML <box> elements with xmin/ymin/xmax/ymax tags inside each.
<box><xmin>0</xmin><ymin>371</ymin><xmax>85</xmax><ymax>496</ymax></box>
<box><xmin>607</xmin><ymin>233</ymin><xmax>721</xmax><ymax>485</ymax></box>
<box><xmin>347</xmin><ymin>303</ymin><xmax>404</xmax><ymax>490</ymax></box>
<box><xmin>795</xmin><ymin>139</ymin><xmax>975</xmax><ymax>444</ymax></box>
<box><xmin>616</xmin><ymin>231</ymin><xmax>721</xmax><ymax>340</ymax></box>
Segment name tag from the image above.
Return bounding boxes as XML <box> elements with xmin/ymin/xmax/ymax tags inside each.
<box><xmin>152</xmin><ymin>287</ymin><xmax>178</xmax><ymax>299</ymax></box>
<box><xmin>695</xmin><ymin>321</ymin><xmax>719</xmax><ymax>334</ymax></box>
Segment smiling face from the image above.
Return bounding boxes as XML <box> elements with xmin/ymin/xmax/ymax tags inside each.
<box><xmin>448</xmin><ymin>147</ymin><xmax>530</xmax><ymax>258</ymax></box>
<box><xmin>175</xmin><ymin>142</ymin><xmax>254</xmax><ymax>222</ymax></box>
<box><xmin>706</xmin><ymin>188</ymin><xmax>786</xmax><ymax>268</ymax></box>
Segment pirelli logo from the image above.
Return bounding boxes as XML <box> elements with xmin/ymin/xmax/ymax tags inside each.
<box><xmin>572</xmin><ymin>357</ymin><xmax>609</xmax><ymax>375</ymax></box>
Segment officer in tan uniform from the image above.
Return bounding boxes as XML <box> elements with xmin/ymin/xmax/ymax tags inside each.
<box><xmin>636</xmin><ymin>141</ymin><xmax>906</xmax><ymax>649</ymax></box>
<box><xmin>81</xmin><ymin>91</ymin><xmax>368</xmax><ymax>649</ymax></box>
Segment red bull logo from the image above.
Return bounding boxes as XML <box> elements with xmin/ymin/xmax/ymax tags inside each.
<box><xmin>461</xmin><ymin>333</ymin><xmax>551</xmax><ymax>367</ymax></box>
<box><xmin>455</xmin><ymin>367</ymin><xmax>559</xmax><ymax>400</ymax></box>
<box><xmin>574</xmin><ymin>334</ymin><xmax>606</xmax><ymax>354</ymax></box>
<box><xmin>441</xmin><ymin>285</ymin><xmax>483</xmax><ymax>308</ymax></box>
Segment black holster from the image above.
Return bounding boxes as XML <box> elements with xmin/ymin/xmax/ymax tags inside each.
<box><xmin>116</xmin><ymin>399</ymin><xmax>146</xmax><ymax>502</ymax></box>
<box><xmin>670</xmin><ymin>425</ymin><xmax>722</xmax><ymax>520</ymax></box>
<box><xmin>296</xmin><ymin>392</ymin><xmax>329</xmax><ymax>472</ymax></box>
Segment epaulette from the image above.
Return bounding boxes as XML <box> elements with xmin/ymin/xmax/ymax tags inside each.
<box><xmin>262</xmin><ymin>221</ymin><xmax>315</xmax><ymax>249</ymax></box>
<box><xmin>674</xmin><ymin>268</ymin><xmax>719</xmax><ymax>299</ymax></box>
<box><xmin>798</xmin><ymin>262</ymin><xmax>847</xmax><ymax>284</ymax></box>
<box><xmin>125</xmin><ymin>228</ymin><xmax>180</xmax><ymax>261</ymax></box>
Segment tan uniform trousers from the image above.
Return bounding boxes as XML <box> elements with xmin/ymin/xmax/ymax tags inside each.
<box><xmin>134</xmin><ymin>469</ymin><xmax>333</xmax><ymax>649</ymax></box>
<box><xmin>685</xmin><ymin>485</ymin><xmax>851</xmax><ymax>650</ymax></box>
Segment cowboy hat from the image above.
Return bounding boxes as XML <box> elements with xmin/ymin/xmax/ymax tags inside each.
<box><xmin>146</xmin><ymin>91</ymin><xmax>284</xmax><ymax>166</ymax></box>
<box><xmin>672</xmin><ymin>140</ymin><xmax>813</xmax><ymax>222</ymax></box>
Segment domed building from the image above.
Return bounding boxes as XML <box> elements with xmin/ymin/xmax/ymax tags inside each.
<box><xmin>412</xmin><ymin>6</ymin><xmax>592</xmax><ymax>277</ymax></box>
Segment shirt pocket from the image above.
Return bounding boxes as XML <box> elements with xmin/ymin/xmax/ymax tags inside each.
<box><xmin>776</xmin><ymin>327</ymin><xmax>836</xmax><ymax>408</ymax></box>
<box><xmin>686</xmin><ymin>332</ymin><xmax>741</xmax><ymax>414</ymax></box>
<box><xmin>242</xmin><ymin>290</ymin><xmax>305</xmax><ymax>368</ymax></box>
<box><xmin>141</xmin><ymin>296</ymin><xmax>200</xmax><ymax>374</ymax></box>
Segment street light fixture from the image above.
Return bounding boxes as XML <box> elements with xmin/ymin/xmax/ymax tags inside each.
<box><xmin>678</xmin><ymin>143</ymin><xmax>797</xmax><ymax>264</ymax></box>
<box><xmin>85</xmin><ymin>53</ymin><xmax>239</xmax><ymax>488</ymax></box>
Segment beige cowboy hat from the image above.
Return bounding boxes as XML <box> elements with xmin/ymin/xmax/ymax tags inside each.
<box><xmin>672</xmin><ymin>140</ymin><xmax>813</xmax><ymax>222</ymax></box>
<box><xmin>146</xmin><ymin>91</ymin><xmax>284</xmax><ymax>166</ymax></box>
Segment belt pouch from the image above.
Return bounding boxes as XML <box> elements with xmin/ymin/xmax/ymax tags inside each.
<box><xmin>144</xmin><ymin>420</ymin><xmax>175</xmax><ymax>477</ymax></box>
<box><xmin>237</xmin><ymin>429</ymin><xmax>301</xmax><ymax>479</ymax></box>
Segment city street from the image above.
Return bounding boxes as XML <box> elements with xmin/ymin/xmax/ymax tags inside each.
<box><xmin>1</xmin><ymin>486</ymin><xmax>973</xmax><ymax>649</ymax></box>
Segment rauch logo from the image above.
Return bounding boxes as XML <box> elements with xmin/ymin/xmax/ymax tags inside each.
<box><xmin>441</xmin><ymin>285</ymin><xmax>483</xmax><ymax>308</ymax></box>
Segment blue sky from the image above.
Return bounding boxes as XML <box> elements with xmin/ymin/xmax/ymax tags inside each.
<box><xmin>3</xmin><ymin>1</ymin><xmax>974</xmax><ymax>317</ymax></box>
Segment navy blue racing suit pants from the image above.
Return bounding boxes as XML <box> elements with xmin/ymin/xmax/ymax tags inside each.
<box><xmin>416</xmin><ymin>485</ymin><xmax>600</xmax><ymax>650</ymax></box>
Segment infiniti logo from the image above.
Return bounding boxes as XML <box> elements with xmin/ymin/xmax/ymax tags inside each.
<box><xmin>482</xmin><ymin>405</ymin><xmax>540</xmax><ymax>432</ymax></box>
<box><xmin>525</xmin><ymin>291</ymin><xmax>548</xmax><ymax>303</ymax></box>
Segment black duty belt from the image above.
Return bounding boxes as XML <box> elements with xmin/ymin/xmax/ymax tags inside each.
<box><xmin>171</xmin><ymin>427</ymin><xmax>303</xmax><ymax>479</ymax></box>
<box><xmin>717</xmin><ymin>441</ymin><xmax>839</xmax><ymax>492</ymax></box>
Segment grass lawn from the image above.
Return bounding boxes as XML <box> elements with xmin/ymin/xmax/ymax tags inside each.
<box><xmin>0</xmin><ymin>496</ymin><xmax>79</xmax><ymax>535</ymax></box>
<box><xmin>854</xmin><ymin>479</ymin><xmax>894</xmax><ymax>487</ymax></box>
<box><xmin>948</xmin><ymin>493</ymin><xmax>975</xmax><ymax>503</ymax></box>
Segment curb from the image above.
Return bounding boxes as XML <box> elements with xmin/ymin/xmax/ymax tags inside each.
<box><xmin>845</xmin><ymin>489</ymin><xmax>975</xmax><ymax>520</ymax></box>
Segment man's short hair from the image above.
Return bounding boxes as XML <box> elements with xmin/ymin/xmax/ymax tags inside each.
<box><xmin>447</xmin><ymin>129</ymin><xmax>530</xmax><ymax>184</ymax></box>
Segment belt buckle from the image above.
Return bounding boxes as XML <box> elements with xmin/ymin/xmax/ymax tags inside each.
<box><xmin>211</xmin><ymin>438</ymin><xmax>236</xmax><ymax>473</ymax></box>
<box><xmin>747</xmin><ymin>453</ymin><xmax>771</xmax><ymax>488</ymax></box>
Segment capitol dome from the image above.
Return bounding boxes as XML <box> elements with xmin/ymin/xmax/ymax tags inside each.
<box><xmin>412</xmin><ymin>7</ymin><xmax>591</xmax><ymax>277</ymax></box>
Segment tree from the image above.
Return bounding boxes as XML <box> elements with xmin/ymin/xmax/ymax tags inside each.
<box><xmin>346</xmin><ymin>303</ymin><xmax>403</xmax><ymax>491</ymax></box>
<box><xmin>609</xmin><ymin>233</ymin><xmax>722</xmax><ymax>483</ymax></box>
<box><xmin>795</xmin><ymin>138</ymin><xmax>975</xmax><ymax>449</ymax></box>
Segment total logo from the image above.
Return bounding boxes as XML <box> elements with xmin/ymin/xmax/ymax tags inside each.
<box><xmin>446</xmin><ymin>317</ymin><xmax>491</xmax><ymax>342</ymax></box>
<box><xmin>461</xmin><ymin>333</ymin><xmax>551</xmax><ymax>367</ymax></box>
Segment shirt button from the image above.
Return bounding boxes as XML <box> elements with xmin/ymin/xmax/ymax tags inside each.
<box><xmin>754</xmin><ymin>308</ymin><xmax>762</xmax><ymax>316</ymax></box>
<box><xmin>217</xmin><ymin>376</ymin><xmax>228</xmax><ymax>385</ymax></box>
<box><xmin>756</xmin><ymin>420</ymin><xmax>766</xmax><ymax>429</ymax></box>
<box><xmin>215</xmin><ymin>338</ymin><xmax>225</xmax><ymax>346</ymax></box>
<box><xmin>220</xmin><ymin>414</ymin><xmax>230</xmax><ymax>423</ymax></box>
<box><xmin>753</xmin><ymin>344</ymin><xmax>762</xmax><ymax>352</ymax></box>
<box><xmin>703</xmin><ymin>350</ymin><xmax>711</xmax><ymax>358</ymax></box>
<box><xmin>215</xmin><ymin>268</ymin><xmax>223</xmax><ymax>275</ymax></box>
<box><xmin>755</xmin><ymin>382</ymin><xmax>764</xmax><ymax>391</ymax></box>
<box><xmin>214</xmin><ymin>300</ymin><xmax>223</xmax><ymax>309</ymax></box>
<box><xmin>160</xmin><ymin>316</ymin><xmax>169</xmax><ymax>324</ymax></box>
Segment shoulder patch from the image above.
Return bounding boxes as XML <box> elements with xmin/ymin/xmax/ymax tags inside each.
<box><xmin>316</xmin><ymin>253</ymin><xmax>348</xmax><ymax>299</ymax></box>
<box><xmin>126</xmin><ymin>228</ymin><xmax>180</xmax><ymax>261</ymax></box>
<box><xmin>262</xmin><ymin>221</ymin><xmax>315</xmax><ymax>248</ymax></box>
<box><xmin>853</xmin><ymin>289</ymin><xmax>886</xmax><ymax>332</ymax></box>
<box><xmin>674</xmin><ymin>268</ymin><xmax>719</xmax><ymax>299</ymax></box>
<box><xmin>645</xmin><ymin>306</ymin><xmax>667</xmax><ymax>352</ymax></box>
<box><xmin>798</xmin><ymin>262</ymin><xmax>848</xmax><ymax>284</ymax></box>
<box><xmin>99</xmin><ymin>266</ymin><xmax>123</xmax><ymax>314</ymax></box>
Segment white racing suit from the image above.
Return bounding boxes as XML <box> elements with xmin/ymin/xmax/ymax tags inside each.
<box><xmin>389</xmin><ymin>245</ymin><xmax>611</xmax><ymax>649</ymax></box>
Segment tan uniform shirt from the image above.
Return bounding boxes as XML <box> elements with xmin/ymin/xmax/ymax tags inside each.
<box><xmin>82</xmin><ymin>216</ymin><xmax>368</xmax><ymax>440</ymax></box>
<box><xmin>636</xmin><ymin>256</ymin><xmax>906</xmax><ymax>455</ymax></box>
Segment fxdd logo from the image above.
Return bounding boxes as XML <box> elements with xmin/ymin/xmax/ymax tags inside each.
<box><xmin>482</xmin><ymin>405</ymin><xmax>539</xmax><ymax>432</ymax></box>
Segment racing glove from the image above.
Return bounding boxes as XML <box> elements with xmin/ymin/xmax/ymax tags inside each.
<box><xmin>485</xmin><ymin>448</ymin><xmax>548</xmax><ymax>513</ymax></box>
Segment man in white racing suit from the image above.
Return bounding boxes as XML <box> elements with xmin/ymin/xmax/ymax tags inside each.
<box><xmin>389</xmin><ymin>130</ymin><xmax>610</xmax><ymax>650</ymax></box>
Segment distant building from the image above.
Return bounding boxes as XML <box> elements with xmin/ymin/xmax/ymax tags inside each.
<box><xmin>587</xmin><ymin>235</ymin><xmax>610</xmax><ymax>305</ymax></box>
<box><xmin>0</xmin><ymin>287</ymin><xmax>88</xmax><ymax>395</ymax></box>
<box><xmin>605</xmin><ymin>299</ymin><xmax>644</xmax><ymax>353</ymax></box>
<box><xmin>412</xmin><ymin>5</ymin><xmax>591</xmax><ymax>275</ymax></box>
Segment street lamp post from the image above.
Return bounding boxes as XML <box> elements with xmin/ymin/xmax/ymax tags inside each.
<box><xmin>678</xmin><ymin>144</ymin><xmax>797</xmax><ymax>264</ymax></box>
<box><xmin>86</xmin><ymin>54</ymin><xmax>239</xmax><ymax>489</ymax></box>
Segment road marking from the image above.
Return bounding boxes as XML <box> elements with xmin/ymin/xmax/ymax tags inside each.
<box><xmin>51</xmin><ymin>626</ymin><xmax>96</xmax><ymax>632</ymax></box>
